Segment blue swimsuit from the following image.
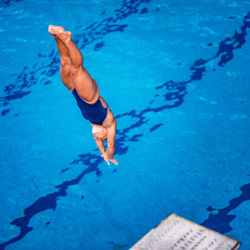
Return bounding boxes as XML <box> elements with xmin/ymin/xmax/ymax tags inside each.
<box><xmin>72</xmin><ymin>89</ymin><xmax>108</xmax><ymax>125</ymax></box>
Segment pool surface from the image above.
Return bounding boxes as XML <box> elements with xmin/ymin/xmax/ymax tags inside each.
<box><xmin>0</xmin><ymin>0</ymin><xmax>250</xmax><ymax>249</ymax></box>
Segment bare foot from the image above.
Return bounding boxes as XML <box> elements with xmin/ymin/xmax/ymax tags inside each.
<box><xmin>48</xmin><ymin>25</ymin><xmax>72</xmax><ymax>44</ymax></box>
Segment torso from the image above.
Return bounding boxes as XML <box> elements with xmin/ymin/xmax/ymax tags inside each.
<box><xmin>98</xmin><ymin>96</ymin><xmax>114</xmax><ymax>128</ymax></box>
<box><xmin>71</xmin><ymin>78</ymin><xmax>114</xmax><ymax>127</ymax></box>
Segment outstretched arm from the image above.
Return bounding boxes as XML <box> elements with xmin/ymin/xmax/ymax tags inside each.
<box><xmin>94</xmin><ymin>138</ymin><xmax>105</xmax><ymax>155</ymax></box>
<box><xmin>106</xmin><ymin>118</ymin><xmax>117</xmax><ymax>156</ymax></box>
<box><xmin>102</xmin><ymin>119</ymin><xmax>118</xmax><ymax>165</ymax></box>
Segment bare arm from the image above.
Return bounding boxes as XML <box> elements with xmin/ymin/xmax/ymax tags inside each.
<box><xmin>101</xmin><ymin>118</ymin><xmax>118</xmax><ymax>165</ymax></box>
<box><xmin>106</xmin><ymin>118</ymin><xmax>117</xmax><ymax>157</ymax></box>
<box><xmin>94</xmin><ymin>138</ymin><xmax>105</xmax><ymax>155</ymax></box>
<box><xmin>92</xmin><ymin>97</ymin><xmax>118</xmax><ymax>165</ymax></box>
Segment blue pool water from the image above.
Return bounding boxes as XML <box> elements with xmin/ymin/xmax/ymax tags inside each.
<box><xmin>0</xmin><ymin>0</ymin><xmax>250</xmax><ymax>249</ymax></box>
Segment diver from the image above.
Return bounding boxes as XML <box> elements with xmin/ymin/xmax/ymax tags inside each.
<box><xmin>48</xmin><ymin>25</ymin><xmax>118</xmax><ymax>166</ymax></box>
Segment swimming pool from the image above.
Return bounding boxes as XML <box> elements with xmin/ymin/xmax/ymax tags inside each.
<box><xmin>0</xmin><ymin>0</ymin><xmax>249</xmax><ymax>249</ymax></box>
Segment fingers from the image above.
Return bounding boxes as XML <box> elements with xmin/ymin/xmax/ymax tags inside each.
<box><xmin>101</xmin><ymin>155</ymin><xmax>109</xmax><ymax>165</ymax></box>
<box><xmin>110</xmin><ymin>158</ymin><xmax>118</xmax><ymax>165</ymax></box>
<box><xmin>104</xmin><ymin>158</ymin><xmax>110</xmax><ymax>165</ymax></box>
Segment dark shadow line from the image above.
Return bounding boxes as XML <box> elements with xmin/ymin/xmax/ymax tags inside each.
<box><xmin>0</xmin><ymin>0</ymin><xmax>151</xmax><ymax>115</ymax></box>
<box><xmin>0</xmin><ymin>153</ymin><xmax>102</xmax><ymax>249</ymax></box>
<box><xmin>0</xmin><ymin>8</ymin><xmax>249</xmax><ymax>250</ymax></box>
<box><xmin>201</xmin><ymin>184</ymin><xmax>250</xmax><ymax>234</ymax></box>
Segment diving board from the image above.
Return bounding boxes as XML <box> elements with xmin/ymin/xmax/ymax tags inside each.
<box><xmin>130</xmin><ymin>214</ymin><xmax>240</xmax><ymax>250</ymax></box>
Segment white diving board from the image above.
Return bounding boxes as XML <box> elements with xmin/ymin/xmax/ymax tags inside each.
<box><xmin>130</xmin><ymin>214</ymin><xmax>240</xmax><ymax>250</ymax></box>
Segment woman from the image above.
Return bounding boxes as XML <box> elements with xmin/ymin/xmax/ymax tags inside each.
<box><xmin>48</xmin><ymin>25</ymin><xmax>118</xmax><ymax>166</ymax></box>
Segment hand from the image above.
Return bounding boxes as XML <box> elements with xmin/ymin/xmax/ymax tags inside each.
<box><xmin>101</xmin><ymin>151</ymin><xmax>118</xmax><ymax>166</ymax></box>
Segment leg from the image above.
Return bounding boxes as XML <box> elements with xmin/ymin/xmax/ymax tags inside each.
<box><xmin>55</xmin><ymin>37</ymin><xmax>75</xmax><ymax>92</ymax></box>
<box><xmin>48</xmin><ymin>25</ymin><xmax>99</xmax><ymax>103</ymax></box>
<box><xmin>49</xmin><ymin>25</ymin><xmax>74</xmax><ymax>92</ymax></box>
<box><xmin>65</xmin><ymin>36</ymin><xmax>99</xmax><ymax>103</ymax></box>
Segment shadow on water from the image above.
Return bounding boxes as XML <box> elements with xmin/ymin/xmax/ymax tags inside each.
<box><xmin>112</xmin><ymin>12</ymin><xmax>250</xmax><ymax>131</ymax></box>
<box><xmin>0</xmin><ymin>153</ymin><xmax>102</xmax><ymax>249</ymax></box>
<box><xmin>202</xmin><ymin>184</ymin><xmax>250</xmax><ymax>234</ymax></box>
<box><xmin>0</xmin><ymin>0</ymin><xmax>22</xmax><ymax>8</ymax></box>
<box><xmin>0</xmin><ymin>0</ymin><xmax>151</xmax><ymax>116</ymax></box>
<box><xmin>0</xmin><ymin>1</ymin><xmax>249</xmax><ymax>248</ymax></box>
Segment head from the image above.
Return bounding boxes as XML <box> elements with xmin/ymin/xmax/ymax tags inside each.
<box><xmin>92</xmin><ymin>124</ymin><xmax>107</xmax><ymax>141</ymax></box>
